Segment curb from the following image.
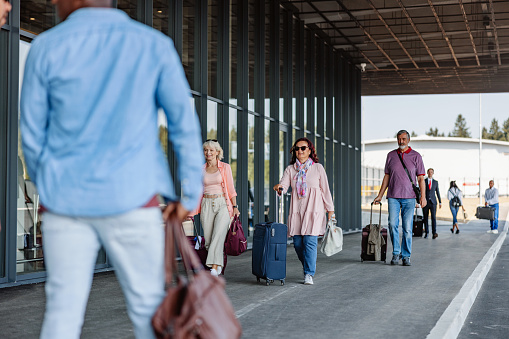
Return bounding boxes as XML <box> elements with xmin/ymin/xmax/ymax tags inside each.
<box><xmin>427</xmin><ymin>212</ymin><xmax>508</xmax><ymax>339</ymax></box>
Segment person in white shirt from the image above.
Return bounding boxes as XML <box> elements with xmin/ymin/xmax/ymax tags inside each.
<box><xmin>485</xmin><ymin>180</ymin><xmax>499</xmax><ymax>234</ymax></box>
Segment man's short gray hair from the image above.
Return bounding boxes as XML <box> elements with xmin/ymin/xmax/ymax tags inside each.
<box><xmin>397</xmin><ymin>130</ymin><xmax>410</xmax><ymax>139</ymax></box>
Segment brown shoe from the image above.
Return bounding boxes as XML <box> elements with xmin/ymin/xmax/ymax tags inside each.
<box><xmin>432</xmin><ymin>233</ymin><xmax>438</xmax><ymax>239</ymax></box>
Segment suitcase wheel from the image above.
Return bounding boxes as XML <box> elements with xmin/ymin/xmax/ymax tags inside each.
<box><xmin>266</xmin><ymin>279</ymin><xmax>273</xmax><ymax>286</ymax></box>
<box><xmin>256</xmin><ymin>277</ymin><xmax>260</xmax><ymax>283</ymax></box>
<box><xmin>280</xmin><ymin>279</ymin><xmax>285</xmax><ymax>286</ymax></box>
<box><xmin>361</xmin><ymin>258</ymin><xmax>364</xmax><ymax>262</ymax></box>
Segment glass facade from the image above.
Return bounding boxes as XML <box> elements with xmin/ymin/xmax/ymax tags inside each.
<box><xmin>0</xmin><ymin>0</ymin><xmax>361</xmax><ymax>287</ymax></box>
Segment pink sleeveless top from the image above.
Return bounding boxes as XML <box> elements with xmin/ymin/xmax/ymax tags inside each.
<box><xmin>203</xmin><ymin>170</ymin><xmax>223</xmax><ymax>195</ymax></box>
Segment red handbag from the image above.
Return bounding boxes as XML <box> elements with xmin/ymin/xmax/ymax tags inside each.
<box><xmin>224</xmin><ymin>215</ymin><xmax>247</xmax><ymax>256</ymax></box>
<box><xmin>152</xmin><ymin>215</ymin><xmax>242</xmax><ymax>339</ymax></box>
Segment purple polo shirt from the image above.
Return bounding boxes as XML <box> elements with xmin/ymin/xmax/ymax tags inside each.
<box><xmin>384</xmin><ymin>147</ymin><xmax>425</xmax><ymax>199</ymax></box>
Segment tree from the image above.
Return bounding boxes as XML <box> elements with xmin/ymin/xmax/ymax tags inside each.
<box><xmin>482</xmin><ymin>126</ymin><xmax>489</xmax><ymax>139</ymax></box>
<box><xmin>449</xmin><ymin>114</ymin><xmax>471</xmax><ymax>138</ymax></box>
<box><xmin>426</xmin><ymin>127</ymin><xmax>444</xmax><ymax>137</ymax></box>
<box><xmin>411</xmin><ymin>131</ymin><xmax>417</xmax><ymax>137</ymax></box>
<box><xmin>486</xmin><ymin>118</ymin><xmax>504</xmax><ymax>140</ymax></box>
<box><xmin>502</xmin><ymin>118</ymin><xmax>509</xmax><ymax>141</ymax></box>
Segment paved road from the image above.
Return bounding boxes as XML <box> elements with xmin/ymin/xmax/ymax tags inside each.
<box><xmin>0</xmin><ymin>208</ymin><xmax>506</xmax><ymax>338</ymax></box>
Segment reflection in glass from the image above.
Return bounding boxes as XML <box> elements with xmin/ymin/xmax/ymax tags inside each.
<box><xmin>264</xmin><ymin>2</ymin><xmax>270</xmax><ymax>117</ymax></box>
<box><xmin>153</xmin><ymin>0</ymin><xmax>168</xmax><ymax>35</ymax></box>
<box><xmin>117</xmin><ymin>0</ymin><xmax>137</xmax><ymax>20</ymax></box>
<box><xmin>229</xmin><ymin>108</ymin><xmax>237</xmax><ymax>184</ymax></box>
<box><xmin>183</xmin><ymin>0</ymin><xmax>196</xmax><ymax>89</ymax></box>
<box><xmin>229</xmin><ymin>0</ymin><xmax>238</xmax><ymax>101</ymax></box>
<box><xmin>207</xmin><ymin>101</ymin><xmax>218</xmax><ymax>140</ymax></box>
<box><xmin>264</xmin><ymin>120</ymin><xmax>270</xmax><ymax>220</ymax></box>
<box><xmin>17</xmin><ymin>41</ymin><xmax>43</xmax><ymax>274</ymax></box>
<box><xmin>247</xmin><ymin>114</ymin><xmax>255</xmax><ymax>237</ymax></box>
<box><xmin>279</xmin><ymin>130</ymin><xmax>286</xmax><ymax>223</ymax></box>
<box><xmin>280</xmin><ymin>10</ymin><xmax>285</xmax><ymax>122</ymax></box>
<box><xmin>20</xmin><ymin>0</ymin><xmax>56</xmax><ymax>35</ymax></box>
<box><xmin>208</xmin><ymin>0</ymin><xmax>218</xmax><ymax>98</ymax></box>
<box><xmin>247</xmin><ymin>0</ymin><xmax>255</xmax><ymax>112</ymax></box>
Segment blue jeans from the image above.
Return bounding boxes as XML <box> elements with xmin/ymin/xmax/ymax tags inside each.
<box><xmin>293</xmin><ymin>235</ymin><xmax>318</xmax><ymax>276</ymax></box>
<box><xmin>388</xmin><ymin>198</ymin><xmax>415</xmax><ymax>259</ymax></box>
<box><xmin>450</xmin><ymin>203</ymin><xmax>459</xmax><ymax>224</ymax></box>
<box><xmin>40</xmin><ymin>208</ymin><xmax>165</xmax><ymax>339</ymax></box>
<box><xmin>490</xmin><ymin>203</ymin><xmax>499</xmax><ymax>230</ymax></box>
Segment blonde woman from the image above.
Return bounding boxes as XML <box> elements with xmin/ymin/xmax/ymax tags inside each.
<box><xmin>193</xmin><ymin>139</ymin><xmax>240</xmax><ymax>276</ymax></box>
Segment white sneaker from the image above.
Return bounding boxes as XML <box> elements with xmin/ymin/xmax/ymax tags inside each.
<box><xmin>210</xmin><ymin>268</ymin><xmax>219</xmax><ymax>277</ymax></box>
<box><xmin>304</xmin><ymin>274</ymin><xmax>314</xmax><ymax>285</ymax></box>
<box><xmin>216</xmin><ymin>266</ymin><xmax>222</xmax><ymax>275</ymax></box>
<box><xmin>487</xmin><ymin>230</ymin><xmax>493</xmax><ymax>234</ymax></box>
<box><xmin>493</xmin><ymin>230</ymin><xmax>499</xmax><ymax>234</ymax></box>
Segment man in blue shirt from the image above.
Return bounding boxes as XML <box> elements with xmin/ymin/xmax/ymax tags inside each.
<box><xmin>20</xmin><ymin>0</ymin><xmax>203</xmax><ymax>338</ymax></box>
<box><xmin>485</xmin><ymin>180</ymin><xmax>499</xmax><ymax>234</ymax></box>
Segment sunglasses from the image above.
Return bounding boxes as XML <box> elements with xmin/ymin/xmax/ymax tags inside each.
<box><xmin>206</xmin><ymin>139</ymin><xmax>218</xmax><ymax>142</ymax></box>
<box><xmin>293</xmin><ymin>146</ymin><xmax>309</xmax><ymax>152</ymax></box>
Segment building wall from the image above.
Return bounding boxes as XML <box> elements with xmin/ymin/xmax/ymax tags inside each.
<box><xmin>0</xmin><ymin>0</ymin><xmax>362</xmax><ymax>287</ymax></box>
<box><xmin>363</xmin><ymin>136</ymin><xmax>509</xmax><ymax>198</ymax></box>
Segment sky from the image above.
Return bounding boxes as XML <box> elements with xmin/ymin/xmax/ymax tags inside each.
<box><xmin>361</xmin><ymin>93</ymin><xmax>509</xmax><ymax>141</ymax></box>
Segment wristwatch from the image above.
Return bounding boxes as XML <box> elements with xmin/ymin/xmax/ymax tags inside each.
<box><xmin>233</xmin><ymin>205</ymin><xmax>238</xmax><ymax>209</ymax></box>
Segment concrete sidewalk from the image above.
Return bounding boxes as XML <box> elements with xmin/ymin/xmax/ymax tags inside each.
<box><xmin>0</xmin><ymin>209</ymin><xmax>506</xmax><ymax>339</ymax></box>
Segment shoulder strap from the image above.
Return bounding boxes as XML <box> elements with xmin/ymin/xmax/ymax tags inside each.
<box><xmin>397</xmin><ymin>152</ymin><xmax>416</xmax><ymax>186</ymax></box>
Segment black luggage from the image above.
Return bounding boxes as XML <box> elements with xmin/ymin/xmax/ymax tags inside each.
<box><xmin>361</xmin><ymin>203</ymin><xmax>387</xmax><ymax>263</ymax></box>
<box><xmin>475</xmin><ymin>206</ymin><xmax>495</xmax><ymax>220</ymax></box>
<box><xmin>252</xmin><ymin>191</ymin><xmax>287</xmax><ymax>286</ymax></box>
<box><xmin>413</xmin><ymin>210</ymin><xmax>424</xmax><ymax>237</ymax></box>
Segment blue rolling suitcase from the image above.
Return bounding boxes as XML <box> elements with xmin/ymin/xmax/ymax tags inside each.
<box><xmin>252</xmin><ymin>192</ymin><xmax>287</xmax><ymax>286</ymax></box>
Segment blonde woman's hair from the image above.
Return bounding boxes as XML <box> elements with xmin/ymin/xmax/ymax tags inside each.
<box><xmin>203</xmin><ymin>139</ymin><xmax>224</xmax><ymax>160</ymax></box>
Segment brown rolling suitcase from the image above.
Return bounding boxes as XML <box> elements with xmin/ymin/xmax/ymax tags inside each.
<box><xmin>361</xmin><ymin>203</ymin><xmax>388</xmax><ymax>263</ymax></box>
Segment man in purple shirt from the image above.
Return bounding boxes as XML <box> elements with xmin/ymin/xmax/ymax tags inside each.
<box><xmin>374</xmin><ymin>130</ymin><xmax>426</xmax><ymax>266</ymax></box>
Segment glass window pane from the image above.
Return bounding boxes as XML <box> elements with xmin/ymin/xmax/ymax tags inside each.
<box><xmin>117</xmin><ymin>0</ymin><xmax>137</xmax><ymax>20</ymax></box>
<box><xmin>183</xmin><ymin>0</ymin><xmax>196</xmax><ymax>89</ymax></box>
<box><xmin>292</xmin><ymin>18</ymin><xmax>297</xmax><ymax>126</ymax></box>
<box><xmin>279</xmin><ymin>130</ymin><xmax>286</xmax><ymax>223</ymax></box>
<box><xmin>279</xmin><ymin>10</ymin><xmax>285</xmax><ymax>122</ymax></box>
<box><xmin>0</xmin><ymin>31</ymin><xmax>7</xmax><ymax>277</ymax></box>
<box><xmin>229</xmin><ymin>0</ymin><xmax>238</xmax><ymax>102</ymax></box>
<box><xmin>248</xmin><ymin>0</ymin><xmax>255</xmax><ymax>111</ymax></box>
<box><xmin>264</xmin><ymin>119</ymin><xmax>270</xmax><ymax>214</ymax></box>
<box><xmin>264</xmin><ymin>2</ymin><xmax>270</xmax><ymax>117</ymax></box>
<box><xmin>208</xmin><ymin>0</ymin><xmax>218</xmax><ymax>98</ymax></box>
<box><xmin>153</xmin><ymin>0</ymin><xmax>168</xmax><ymax>35</ymax></box>
<box><xmin>247</xmin><ymin>114</ymin><xmax>255</xmax><ymax>237</ymax></box>
<box><xmin>229</xmin><ymin>108</ymin><xmax>237</xmax><ymax>184</ymax></box>
<box><xmin>21</xmin><ymin>0</ymin><xmax>56</xmax><ymax>35</ymax></box>
<box><xmin>207</xmin><ymin>101</ymin><xmax>218</xmax><ymax>140</ymax></box>
<box><xmin>17</xmin><ymin>41</ymin><xmax>44</xmax><ymax>274</ymax></box>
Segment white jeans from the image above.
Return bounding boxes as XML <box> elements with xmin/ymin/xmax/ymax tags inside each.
<box><xmin>40</xmin><ymin>208</ymin><xmax>165</xmax><ymax>339</ymax></box>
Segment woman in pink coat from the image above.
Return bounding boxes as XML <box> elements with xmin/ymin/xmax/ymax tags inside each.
<box><xmin>273</xmin><ymin>138</ymin><xmax>334</xmax><ymax>285</ymax></box>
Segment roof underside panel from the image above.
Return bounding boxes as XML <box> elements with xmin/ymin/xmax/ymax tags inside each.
<box><xmin>282</xmin><ymin>0</ymin><xmax>509</xmax><ymax>95</ymax></box>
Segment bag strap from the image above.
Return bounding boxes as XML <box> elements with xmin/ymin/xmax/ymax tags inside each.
<box><xmin>164</xmin><ymin>215</ymin><xmax>205</xmax><ymax>285</ymax></box>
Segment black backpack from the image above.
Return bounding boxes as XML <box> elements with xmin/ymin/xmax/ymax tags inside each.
<box><xmin>451</xmin><ymin>194</ymin><xmax>461</xmax><ymax>208</ymax></box>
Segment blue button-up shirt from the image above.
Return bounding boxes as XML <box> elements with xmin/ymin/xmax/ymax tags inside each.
<box><xmin>20</xmin><ymin>8</ymin><xmax>203</xmax><ymax>217</ymax></box>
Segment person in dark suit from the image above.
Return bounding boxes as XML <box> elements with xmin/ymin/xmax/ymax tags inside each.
<box><xmin>423</xmin><ymin>168</ymin><xmax>441</xmax><ymax>239</ymax></box>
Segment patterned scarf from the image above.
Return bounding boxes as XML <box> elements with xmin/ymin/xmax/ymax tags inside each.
<box><xmin>294</xmin><ymin>158</ymin><xmax>314</xmax><ymax>199</ymax></box>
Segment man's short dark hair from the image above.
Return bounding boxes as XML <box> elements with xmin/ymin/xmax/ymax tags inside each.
<box><xmin>428</xmin><ymin>168</ymin><xmax>434</xmax><ymax>173</ymax></box>
<box><xmin>397</xmin><ymin>130</ymin><xmax>410</xmax><ymax>139</ymax></box>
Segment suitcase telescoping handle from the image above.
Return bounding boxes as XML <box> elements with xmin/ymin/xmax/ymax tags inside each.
<box><xmin>276</xmin><ymin>187</ymin><xmax>283</xmax><ymax>223</ymax></box>
<box><xmin>370</xmin><ymin>202</ymin><xmax>382</xmax><ymax>226</ymax></box>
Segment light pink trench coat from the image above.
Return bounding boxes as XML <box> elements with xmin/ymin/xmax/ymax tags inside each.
<box><xmin>279</xmin><ymin>163</ymin><xmax>334</xmax><ymax>236</ymax></box>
